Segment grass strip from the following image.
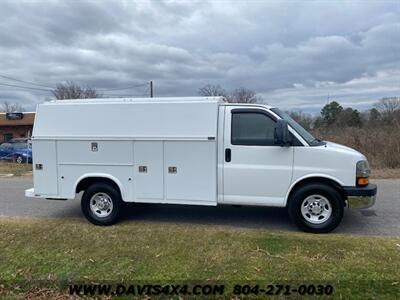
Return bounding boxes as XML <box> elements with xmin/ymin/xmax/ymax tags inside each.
<box><xmin>0</xmin><ymin>218</ymin><xmax>399</xmax><ymax>299</ymax></box>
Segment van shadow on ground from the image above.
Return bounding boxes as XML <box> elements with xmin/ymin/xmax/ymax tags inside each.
<box><xmin>121</xmin><ymin>203</ymin><xmax>295</xmax><ymax>231</ymax></box>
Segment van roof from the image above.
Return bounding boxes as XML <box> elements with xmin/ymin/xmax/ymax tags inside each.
<box><xmin>220</xmin><ymin>102</ymin><xmax>273</xmax><ymax>109</ymax></box>
<box><xmin>43</xmin><ymin>97</ymin><xmax>273</xmax><ymax>109</ymax></box>
<box><xmin>45</xmin><ymin>96</ymin><xmax>224</xmax><ymax>105</ymax></box>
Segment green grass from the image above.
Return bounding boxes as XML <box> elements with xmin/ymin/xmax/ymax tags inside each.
<box><xmin>0</xmin><ymin>218</ymin><xmax>399</xmax><ymax>299</ymax></box>
<box><xmin>0</xmin><ymin>162</ymin><xmax>32</xmax><ymax>176</ymax></box>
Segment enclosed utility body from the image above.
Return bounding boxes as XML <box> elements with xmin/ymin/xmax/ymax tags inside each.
<box><xmin>26</xmin><ymin>97</ymin><xmax>377</xmax><ymax>233</ymax></box>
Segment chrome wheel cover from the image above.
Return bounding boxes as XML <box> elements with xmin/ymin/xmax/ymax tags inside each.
<box><xmin>89</xmin><ymin>192</ymin><xmax>113</xmax><ymax>218</ymax></box>
<box><xmin>301</xmin><ymin>194</ymin><xmax>332</xmax><ymax>224</ymax></box>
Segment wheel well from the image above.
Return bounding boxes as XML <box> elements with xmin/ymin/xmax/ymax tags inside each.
<box><xmin>287</xmin><ymin>177</ymin><xmax>346</xmax><ymax>206</ymax></box>
<box><xmin>76</xmin><ymin>177</ymin><xmax>122</xmax><ymax>197</ymax></box>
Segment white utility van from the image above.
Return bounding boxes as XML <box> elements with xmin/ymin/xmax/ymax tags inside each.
<box><xmin>25</xmin><ymin>97</ymin><xmax>376</xmax><ymax>233</ymax></box>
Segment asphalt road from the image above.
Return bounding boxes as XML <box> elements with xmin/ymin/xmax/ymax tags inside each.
<box><xmin>0</xmin><ymin>177</ymin><xmax>399</xmax><ymax>236</ymax></box>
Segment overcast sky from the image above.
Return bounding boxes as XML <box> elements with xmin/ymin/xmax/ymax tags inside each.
<box><xmin>0</xmin><ymin>0</ymin><xmax>399</xmax><ymax>113</ymax></box>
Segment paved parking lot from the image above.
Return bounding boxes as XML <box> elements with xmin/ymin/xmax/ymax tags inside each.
<box><xmin>0</xmin><ymin>177</ymin><xmax>399</xmax><ymax>236</ymax></box>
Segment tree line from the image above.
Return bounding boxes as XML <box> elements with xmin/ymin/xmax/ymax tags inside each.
<box><xmin>197</xmin><ymin>84</ymin><xmax>400</xmax><ymax>129</ymax></box>
<box><xmin>198</xmin><ymin>84</ymin><xmax>262</xmax><ymax>103</ymax></box>
<box><xmin>290</xmin><ymin>97</ymin><xmax>400</xmax><ymax>130</ymax></box>
<box><xmin>1</xmin><ymin>81</ymin><xmax>399</xmax><ymax>130</ymax></box>
<box><xmin>1</xmin><ymin>82</ymin><xmax>261</xmax><ymax>112</ymax></box>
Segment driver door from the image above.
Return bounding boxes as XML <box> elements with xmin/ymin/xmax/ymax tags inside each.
<box><xmin>222</xmin><ymin>107</ymin><xmax>294</xmax><ymax>206</ymax></box>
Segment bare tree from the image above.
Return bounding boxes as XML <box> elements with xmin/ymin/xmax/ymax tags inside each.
<box><xmin>374</xmin><ymin>97</ymin><xmax>400</xmax><ymax>124</ymax></box>
<box><xmin>198</xmin><ymin>84</ymin><xmax>227</xmax><ymax>97</ymax></box>
<box><xmin>1</xmin><ymin>101</ymin><xmax>24</xmax><ymax>113</ymax></box>
<box><xmin>52</xmin><ymin>81</ymin><xmax>101</xmax><ymax>100</ymax></box>
<box><xmin>226</xmin><ymin>87</ymin><xmax>261</xmax><ymax>103</ymax></box>
<box><xmin>289</xmin><ymin>111</ymin><xmax>314</xmax><ymax>130</ymax></box>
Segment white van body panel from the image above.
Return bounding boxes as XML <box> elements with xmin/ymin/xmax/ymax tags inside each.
<box><xmin>27</xmin><ymin>97</ymin><xmax>366</xmax><ymax>210</ymax></box>
<box><xmin>30</xmin><ymin>97</ymin><xmax>220</xmax><ymax>206</ymax></box>
<box><xmin>217</xmin><ymin>106</ymin><xmax>225</xmax><ymax>203</ymax></box>
<box><xmin>282</xmin><ymin>142</ymin><xmax>366</xmax><ymax>206</ymax></box>
<box><xmin>33</xmin><ymin>97</ymin><xmax>218</xmax><ymax>140</ymax></box>
<box><xmin>292</xmin><ymin>142</ymin><xmax>364</xmax><ymax>187</ymax></box>
<box><xmin>73</xmin><ymin>172</ymin><xmax>128</xmax><ymax>200</ymax></box>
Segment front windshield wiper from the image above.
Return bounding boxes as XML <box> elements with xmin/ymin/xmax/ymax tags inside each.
<box><xmin>310</xmin><ymin>138</ymin><xmax>325</xmax><ymax>146</ymax></box>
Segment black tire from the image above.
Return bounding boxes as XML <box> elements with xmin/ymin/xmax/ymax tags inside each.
<box><xmin>288</xmin><ymin>183</ymin><xmax>344</xmax><ymax>233</ymax></box>
<box><xmin>81</xmin><ymin>182</ymin><xmax>122</xmax><ymax>226</ymax></box>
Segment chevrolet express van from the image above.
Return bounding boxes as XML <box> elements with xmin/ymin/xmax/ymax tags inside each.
<box><xmin>25</xmin><ymin>97</ymin><xmax>376</xmax><ymax>233</ymax></box>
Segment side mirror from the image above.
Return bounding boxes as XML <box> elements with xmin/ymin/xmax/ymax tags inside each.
<box><xmin>274</xmin><ymin>120</ymin><xmax>291</xmax><ymax>146</ymax></box>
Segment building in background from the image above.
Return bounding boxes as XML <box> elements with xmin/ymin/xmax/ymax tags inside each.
<box><xmin>0</xmin><ymin>112</ymin><xmax>35</xmax><ymax>143</ymax></box>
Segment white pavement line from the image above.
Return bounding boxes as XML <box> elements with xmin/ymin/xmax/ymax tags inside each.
<box><xmin>0</xmin><ymin>174</ymin><xmax>14</xmax><ymax>178</ymax></box>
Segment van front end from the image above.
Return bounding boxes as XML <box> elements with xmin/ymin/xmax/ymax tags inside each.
<box><xmin>344</xmin><ymin>184</ymin><xmax>377</xmax><ymax>209</ymax></box>
<box><xmin>344</xmin><ymin>159</ymin><xmax>377</xmax><ymax>209</ymax></box>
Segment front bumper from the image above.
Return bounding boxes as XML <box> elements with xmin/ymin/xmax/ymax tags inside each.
<box><xmin>25</xmin><ymin>188</ymin><xmax>40</xmax><ymax>198</ymax></box>
<box><xmin>344</xmin><ymin>183</ymin><xmax>377</xmax><ymax>209</ymax></box>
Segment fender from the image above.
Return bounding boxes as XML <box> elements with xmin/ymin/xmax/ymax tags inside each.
<box><xmin>74</xmin><ymin>173</ymin><xmax>126</xmax><ymax>201</ymax></box>
<box><xmin>284</xmin><ymin>173</ymin><xmax>344</xmax><ymax>206</ymax></box>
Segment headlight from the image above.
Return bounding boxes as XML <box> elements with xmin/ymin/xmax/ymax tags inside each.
<box><xmin>356</xmin><ymin>160</ymin><xmax>370</xmax><ymax>186</ymax></box>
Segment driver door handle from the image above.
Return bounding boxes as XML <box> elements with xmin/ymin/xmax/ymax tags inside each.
<box><xmin>225</xmin><ymin>148</ymin><xmax>231</xmax><ymax>162</ymax></box>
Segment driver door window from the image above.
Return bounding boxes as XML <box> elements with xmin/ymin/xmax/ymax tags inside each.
<box><xmin>231</xmin><ymin>112</ymin><xmax>276</xmax><ymax>146</ymax></box>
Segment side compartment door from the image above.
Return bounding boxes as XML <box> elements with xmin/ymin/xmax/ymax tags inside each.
<box><xmin>33</xmin><ymin>140</ymin><xmax>58</xmax><ymax>196</ymax></box>
<box><xmin>133</xmin><ymin>141</ymin><xmax>164</xmax><ymax>201</ymax></box>
<box><xmin>223</xmin><ymin>107</ymin><xmax>293</xmax><ymax>206</ymax></box>
<box><xmin>164</xmin><ymin>141</ymin><xmax>217</xmax><ymax>205</ymax></box>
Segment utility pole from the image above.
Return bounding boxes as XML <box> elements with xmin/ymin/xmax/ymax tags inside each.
<box><xmin>150</xmin><ymin>81</ymin><xmax>153</xmax><ymax>98</ymax></box>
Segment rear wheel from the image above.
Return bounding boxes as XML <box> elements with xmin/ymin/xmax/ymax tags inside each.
<box><xmin>288</xmin><ymin>183</ymin><xmax>344</xmax><ymax>233</ymax></box>
<box><xmin>81</xmin><ymin>182</ymin><xmax>122</xmax><ymax>225</ymax></box>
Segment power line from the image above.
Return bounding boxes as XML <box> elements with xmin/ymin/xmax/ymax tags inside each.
<box><xmin>0</xmin><ymin>82</ymin><xmax>53</xmax><ymax>92</ymax></box>
<box><xmin>0</xmin><ymin>74</ymin><xmax>150</xmax><ymax>94</ymax></box>
<box><xmin>0</xmin><ymin>74</ymin><xmax>54</xmax><ymax>89</ymax></box>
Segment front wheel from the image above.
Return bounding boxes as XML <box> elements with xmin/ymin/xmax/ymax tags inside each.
<box><xmin>81</xmin><ymin>182</ymin><xmax>122</xmax><ymax>226</ymax></box>
<box><xmin>288</xmin><ymin>183</ymin><xmax>344</xmax><ymax>233</ymax></box>
<box><xmin>15</xmin><ymin>155</ymin><xmax>24</xmax><ymax>164</ymax></box>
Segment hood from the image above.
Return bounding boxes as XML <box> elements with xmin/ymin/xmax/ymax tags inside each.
<box><xmin>14</xmin><ymin>148</ymin><xmax>32</xmax><ymax>154</ymax></box>
<box><xmin>325</xmin><ymin>141</ymin><xmax>366</xmax><ymax>160</ymax></box>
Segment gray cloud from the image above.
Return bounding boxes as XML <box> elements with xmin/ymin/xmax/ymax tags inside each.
<box><xmin>0</xmin><ymin>0</ymin><xmax>399</xmax><ymax>112</ymax></box>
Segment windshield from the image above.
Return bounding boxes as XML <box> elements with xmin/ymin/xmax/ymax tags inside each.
<box><xmin>0</xmin><ymin>143</ymin><xmax>12</xmax><ymax>150</ymax></box>
<box><xmin>271</xmin><ymin>108</ymin><xmax>322</xmax><ymax>146</ymax></box>
<box><xmin>12</xmin><ymin>143</ymin><xmax>27</xmax><ymax>149</ymax></box>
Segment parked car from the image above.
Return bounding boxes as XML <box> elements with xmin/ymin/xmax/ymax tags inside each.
<box><xmin>25</xmin><ymin>97</ymin><xmax>376</xmax><ymax>233</ymax></box>
<box><xmin>9</xmin><ymin>138</ymin><xmax>30</xmax><ymax>144</ymax></box>
<box><xmin>0</xmin><ymin>142</ymin><xmax>32</xmax><ymax>163</ymax></box>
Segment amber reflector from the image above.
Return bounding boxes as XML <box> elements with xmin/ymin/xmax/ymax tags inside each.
<box><xmin>357</xmin><ymin>177</ymin><xmax>369</xmax><ymax>186</ymax></box>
